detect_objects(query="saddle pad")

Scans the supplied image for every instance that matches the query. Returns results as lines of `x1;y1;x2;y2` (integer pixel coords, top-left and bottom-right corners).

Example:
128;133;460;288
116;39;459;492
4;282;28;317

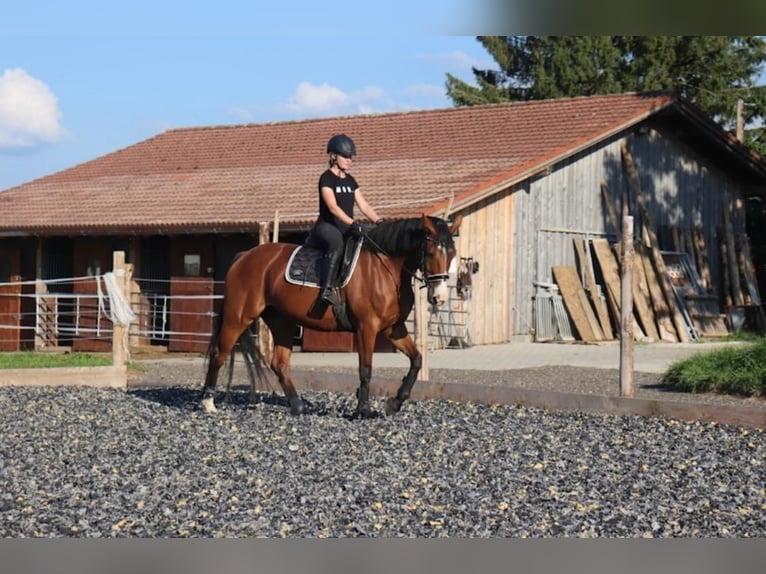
285;241;363;288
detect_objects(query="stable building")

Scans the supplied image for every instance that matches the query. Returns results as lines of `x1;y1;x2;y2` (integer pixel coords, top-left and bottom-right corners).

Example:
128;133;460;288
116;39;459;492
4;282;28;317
1;91;765;352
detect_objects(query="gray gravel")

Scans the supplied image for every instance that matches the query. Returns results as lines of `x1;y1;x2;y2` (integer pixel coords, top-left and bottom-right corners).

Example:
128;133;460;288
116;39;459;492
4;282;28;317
2;362;766;537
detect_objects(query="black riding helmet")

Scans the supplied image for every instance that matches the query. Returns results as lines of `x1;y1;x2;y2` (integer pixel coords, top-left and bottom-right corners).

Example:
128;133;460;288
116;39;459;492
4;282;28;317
326;134;356;158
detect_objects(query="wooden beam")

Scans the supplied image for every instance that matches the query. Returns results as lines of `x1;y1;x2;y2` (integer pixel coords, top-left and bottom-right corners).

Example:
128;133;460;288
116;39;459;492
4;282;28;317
620;142;689;342
573;237;613;339
722;191;744;306
600;181;619;238
552;265;603;342
637;243;677;342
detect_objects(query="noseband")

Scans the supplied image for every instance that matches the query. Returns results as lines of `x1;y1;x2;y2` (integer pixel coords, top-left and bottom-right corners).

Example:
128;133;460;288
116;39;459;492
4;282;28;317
418;235;450;289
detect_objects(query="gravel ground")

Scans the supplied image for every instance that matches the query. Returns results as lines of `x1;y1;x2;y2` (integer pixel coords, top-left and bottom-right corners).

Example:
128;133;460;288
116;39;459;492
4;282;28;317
1;360;765;538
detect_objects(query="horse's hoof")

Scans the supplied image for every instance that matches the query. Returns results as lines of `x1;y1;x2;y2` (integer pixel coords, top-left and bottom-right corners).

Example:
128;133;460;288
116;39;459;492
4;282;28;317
201;396;217;413
385;397;401;416
355;404;379;419
289;397;306;416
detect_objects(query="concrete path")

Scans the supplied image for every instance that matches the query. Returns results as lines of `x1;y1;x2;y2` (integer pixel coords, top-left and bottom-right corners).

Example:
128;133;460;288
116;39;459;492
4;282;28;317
288;340;745;374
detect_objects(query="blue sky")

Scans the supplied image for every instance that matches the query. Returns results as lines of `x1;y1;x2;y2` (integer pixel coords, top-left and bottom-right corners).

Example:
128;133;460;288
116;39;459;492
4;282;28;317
0;2;498;190
2;2;765;191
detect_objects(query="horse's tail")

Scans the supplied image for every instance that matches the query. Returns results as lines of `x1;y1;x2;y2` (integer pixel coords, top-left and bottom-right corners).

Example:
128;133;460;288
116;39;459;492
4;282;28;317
205;295;270;400
236;323;271;396
206;296;226;366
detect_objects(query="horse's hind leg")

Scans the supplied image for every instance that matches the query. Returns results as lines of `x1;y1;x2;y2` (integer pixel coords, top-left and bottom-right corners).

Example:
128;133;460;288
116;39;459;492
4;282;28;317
262;311;305;415
382;323;422;416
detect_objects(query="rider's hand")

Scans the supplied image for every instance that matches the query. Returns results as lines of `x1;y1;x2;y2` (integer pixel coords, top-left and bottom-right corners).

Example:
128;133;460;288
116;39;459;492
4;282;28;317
347;221;363;237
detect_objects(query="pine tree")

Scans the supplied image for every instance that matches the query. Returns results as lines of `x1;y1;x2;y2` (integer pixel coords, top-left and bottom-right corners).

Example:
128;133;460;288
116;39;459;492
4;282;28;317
446;36;766;155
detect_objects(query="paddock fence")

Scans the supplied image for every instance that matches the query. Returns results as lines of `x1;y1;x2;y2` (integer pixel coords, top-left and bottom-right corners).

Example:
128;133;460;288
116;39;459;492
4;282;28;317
0;270;473;356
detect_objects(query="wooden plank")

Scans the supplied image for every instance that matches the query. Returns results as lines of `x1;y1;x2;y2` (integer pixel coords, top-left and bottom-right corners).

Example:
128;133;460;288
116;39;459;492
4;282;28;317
737;233;759;305
552;265;603;342
590;239;645;340
637;244;677;342
718;226;733;308
573;236;613;339
0;366;126;388
631;251;660;341
685;294;729;337
693;228;713;292
722;191;744;306
620;142;690;342
591;239;622;320
600;181;620;238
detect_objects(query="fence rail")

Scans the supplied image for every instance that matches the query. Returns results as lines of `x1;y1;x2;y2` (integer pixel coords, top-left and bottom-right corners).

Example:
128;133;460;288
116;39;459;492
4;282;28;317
0;275;472;352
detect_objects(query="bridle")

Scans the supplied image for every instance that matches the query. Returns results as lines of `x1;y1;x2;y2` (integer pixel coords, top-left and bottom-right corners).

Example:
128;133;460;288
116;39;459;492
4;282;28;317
418;235;450;290
362;229;451;290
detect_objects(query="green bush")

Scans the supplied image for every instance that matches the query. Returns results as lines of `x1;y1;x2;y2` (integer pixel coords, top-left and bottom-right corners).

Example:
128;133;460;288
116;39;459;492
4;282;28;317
661;340;766;397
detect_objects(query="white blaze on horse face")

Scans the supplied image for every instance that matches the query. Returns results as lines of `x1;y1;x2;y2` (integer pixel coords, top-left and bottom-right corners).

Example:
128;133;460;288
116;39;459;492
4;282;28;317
430;279;449;306
427;245;452;305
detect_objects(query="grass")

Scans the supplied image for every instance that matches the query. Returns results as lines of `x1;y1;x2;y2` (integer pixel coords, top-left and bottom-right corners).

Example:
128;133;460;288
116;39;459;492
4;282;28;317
661;338;766;397
0;352;113;369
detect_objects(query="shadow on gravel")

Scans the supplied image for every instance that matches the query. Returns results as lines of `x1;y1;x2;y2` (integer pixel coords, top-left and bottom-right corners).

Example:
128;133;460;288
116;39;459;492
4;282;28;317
127;386;370;418
127;386;385;421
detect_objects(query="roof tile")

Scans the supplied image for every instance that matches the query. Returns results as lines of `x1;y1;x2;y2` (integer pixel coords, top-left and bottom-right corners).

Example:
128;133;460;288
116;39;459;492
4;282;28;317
0;92;678;233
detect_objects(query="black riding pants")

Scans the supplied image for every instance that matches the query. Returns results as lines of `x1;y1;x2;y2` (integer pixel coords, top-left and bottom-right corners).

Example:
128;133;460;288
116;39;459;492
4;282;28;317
311;221;344;255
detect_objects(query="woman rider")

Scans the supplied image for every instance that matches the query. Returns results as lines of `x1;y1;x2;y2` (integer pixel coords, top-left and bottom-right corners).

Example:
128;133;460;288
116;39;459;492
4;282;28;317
311;134;383;305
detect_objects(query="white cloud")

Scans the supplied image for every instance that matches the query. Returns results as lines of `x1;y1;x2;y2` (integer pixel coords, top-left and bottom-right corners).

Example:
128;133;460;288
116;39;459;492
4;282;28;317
0;68;64;148
242;79;451;123
257;81;390;119
416;50;493;73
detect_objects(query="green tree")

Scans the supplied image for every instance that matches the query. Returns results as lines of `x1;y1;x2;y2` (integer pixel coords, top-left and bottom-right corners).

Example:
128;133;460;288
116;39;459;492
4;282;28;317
447;36;766;156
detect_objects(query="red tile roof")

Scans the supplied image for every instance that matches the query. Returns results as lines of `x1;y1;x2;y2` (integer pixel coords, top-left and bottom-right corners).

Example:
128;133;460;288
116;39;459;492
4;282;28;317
0;92;710;234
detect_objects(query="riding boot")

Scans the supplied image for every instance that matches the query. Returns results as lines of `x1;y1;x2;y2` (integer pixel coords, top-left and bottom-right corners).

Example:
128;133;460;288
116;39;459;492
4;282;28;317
319;249;342;305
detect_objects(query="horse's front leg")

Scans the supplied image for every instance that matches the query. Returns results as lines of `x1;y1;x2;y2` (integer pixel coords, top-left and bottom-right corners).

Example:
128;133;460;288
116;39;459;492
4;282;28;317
354;325;378;419
383;323;422;416
263;313;307;416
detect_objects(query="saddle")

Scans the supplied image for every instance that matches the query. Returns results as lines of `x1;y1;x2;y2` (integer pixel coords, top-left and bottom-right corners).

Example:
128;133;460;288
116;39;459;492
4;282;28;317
285;234;363;332
285;234;363;288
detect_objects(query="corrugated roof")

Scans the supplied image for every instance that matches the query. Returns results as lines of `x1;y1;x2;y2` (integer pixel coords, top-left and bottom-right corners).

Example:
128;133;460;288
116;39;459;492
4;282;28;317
0;91;736;235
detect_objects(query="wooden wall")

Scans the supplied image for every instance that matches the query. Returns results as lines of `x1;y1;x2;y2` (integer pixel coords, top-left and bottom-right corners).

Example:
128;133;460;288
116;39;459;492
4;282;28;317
458;126;755;344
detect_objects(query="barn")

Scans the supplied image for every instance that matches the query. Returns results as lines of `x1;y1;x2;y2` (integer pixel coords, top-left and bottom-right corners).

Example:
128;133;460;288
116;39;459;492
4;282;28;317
1;91;765;352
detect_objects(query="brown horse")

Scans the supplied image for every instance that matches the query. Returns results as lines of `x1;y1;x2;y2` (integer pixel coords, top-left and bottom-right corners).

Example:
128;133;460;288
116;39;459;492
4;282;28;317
201;213;462;418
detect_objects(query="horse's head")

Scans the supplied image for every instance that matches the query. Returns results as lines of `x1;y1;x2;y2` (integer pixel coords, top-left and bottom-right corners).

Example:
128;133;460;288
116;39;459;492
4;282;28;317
421;213;462;306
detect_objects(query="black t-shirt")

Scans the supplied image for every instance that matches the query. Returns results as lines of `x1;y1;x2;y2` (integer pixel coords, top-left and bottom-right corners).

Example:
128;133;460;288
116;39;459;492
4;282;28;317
318;169;358;226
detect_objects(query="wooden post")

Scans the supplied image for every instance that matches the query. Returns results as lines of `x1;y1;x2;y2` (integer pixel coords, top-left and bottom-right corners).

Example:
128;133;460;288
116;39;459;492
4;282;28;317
272;210;280;243
415;287;429;381
443;193;454;220
257;223;274;365
111;251;127;369
620;216;634;397
736;98;744;142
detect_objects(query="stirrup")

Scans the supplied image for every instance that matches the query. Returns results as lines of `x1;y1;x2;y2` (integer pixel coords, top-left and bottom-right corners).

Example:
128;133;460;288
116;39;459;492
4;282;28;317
320;288;339;305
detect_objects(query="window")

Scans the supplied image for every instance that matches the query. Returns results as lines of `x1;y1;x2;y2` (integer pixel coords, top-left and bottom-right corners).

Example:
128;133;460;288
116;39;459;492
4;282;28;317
87;259;101;277
184;254;201;276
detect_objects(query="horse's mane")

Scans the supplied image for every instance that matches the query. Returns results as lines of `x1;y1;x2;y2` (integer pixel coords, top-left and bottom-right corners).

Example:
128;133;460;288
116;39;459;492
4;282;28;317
363;217;452;255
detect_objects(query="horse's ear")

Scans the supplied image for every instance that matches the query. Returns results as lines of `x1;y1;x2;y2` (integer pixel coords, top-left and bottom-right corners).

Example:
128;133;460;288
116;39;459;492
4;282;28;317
449;213;463;234
422;213;436;236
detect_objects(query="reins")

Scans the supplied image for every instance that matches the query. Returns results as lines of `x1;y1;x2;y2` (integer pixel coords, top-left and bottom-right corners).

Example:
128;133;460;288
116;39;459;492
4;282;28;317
360;228;445;290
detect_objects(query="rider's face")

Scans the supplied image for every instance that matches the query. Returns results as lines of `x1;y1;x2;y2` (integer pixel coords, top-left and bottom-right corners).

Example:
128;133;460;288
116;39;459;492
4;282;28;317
335;154;353;171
